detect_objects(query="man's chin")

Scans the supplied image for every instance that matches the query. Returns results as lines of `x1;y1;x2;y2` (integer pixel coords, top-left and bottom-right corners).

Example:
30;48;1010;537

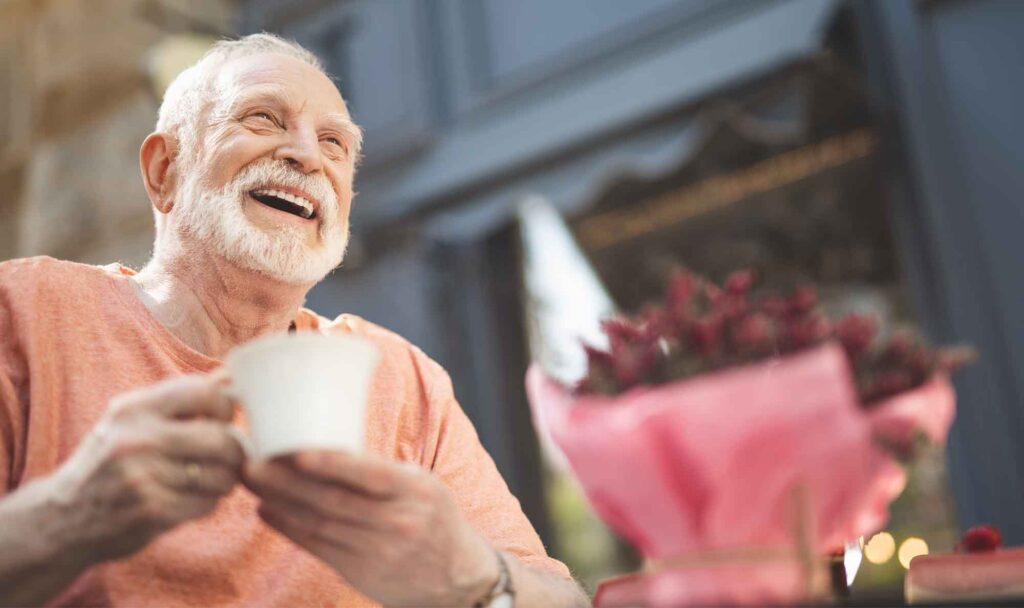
221;237;347;285
174;208;346;284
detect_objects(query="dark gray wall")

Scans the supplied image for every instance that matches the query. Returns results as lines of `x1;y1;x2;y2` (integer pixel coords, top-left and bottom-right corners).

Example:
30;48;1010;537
244;0;840;227
306;235;442;360
854;0;1024;542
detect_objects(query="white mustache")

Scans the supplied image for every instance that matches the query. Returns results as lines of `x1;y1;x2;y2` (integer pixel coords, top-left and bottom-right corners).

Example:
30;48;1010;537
229;159;338;220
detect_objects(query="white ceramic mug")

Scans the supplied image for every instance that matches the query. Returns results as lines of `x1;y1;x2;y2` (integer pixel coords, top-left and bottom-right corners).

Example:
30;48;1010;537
224;332;380;460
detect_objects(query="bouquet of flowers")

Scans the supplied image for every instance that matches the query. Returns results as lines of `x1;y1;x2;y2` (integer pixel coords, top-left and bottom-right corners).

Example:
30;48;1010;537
526;269;971;606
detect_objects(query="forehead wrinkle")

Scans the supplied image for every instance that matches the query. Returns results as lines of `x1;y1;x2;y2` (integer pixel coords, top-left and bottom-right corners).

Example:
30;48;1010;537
218;82;297;118
204;59;361;155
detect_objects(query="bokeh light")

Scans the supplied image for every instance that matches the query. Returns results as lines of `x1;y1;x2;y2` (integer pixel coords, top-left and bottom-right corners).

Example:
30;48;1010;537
898;537;929;569
865;531;896;564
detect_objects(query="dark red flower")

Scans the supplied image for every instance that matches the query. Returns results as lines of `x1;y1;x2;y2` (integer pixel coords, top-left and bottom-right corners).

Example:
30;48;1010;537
703;284;724;306
836;314;879;358
639;306;673;342
908;348;934;378
882;332;915;361
956;525;1002;553
610;342;658;388
722;298;749;321
576;268;973;402
666;271;697;311
688;315;723;356
734;313;774;350
864;371;914;402
602;317;645;346
783;313;830;351
725;270;755;296
761;296;788;318
788;286;818;315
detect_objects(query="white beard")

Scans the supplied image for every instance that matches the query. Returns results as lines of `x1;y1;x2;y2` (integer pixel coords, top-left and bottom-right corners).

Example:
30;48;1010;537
169;159;348;284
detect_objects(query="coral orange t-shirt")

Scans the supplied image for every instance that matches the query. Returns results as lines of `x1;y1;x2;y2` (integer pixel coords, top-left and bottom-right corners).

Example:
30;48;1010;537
0;257;568;606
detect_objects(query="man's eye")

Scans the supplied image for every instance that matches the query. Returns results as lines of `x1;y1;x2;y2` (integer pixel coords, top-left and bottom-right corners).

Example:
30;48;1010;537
251;112;275;122
322;137;348;154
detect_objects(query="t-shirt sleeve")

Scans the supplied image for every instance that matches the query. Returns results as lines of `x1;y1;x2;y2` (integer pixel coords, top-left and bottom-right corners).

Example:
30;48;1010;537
0;280;22;496
423;364;572;580
0;368;16;495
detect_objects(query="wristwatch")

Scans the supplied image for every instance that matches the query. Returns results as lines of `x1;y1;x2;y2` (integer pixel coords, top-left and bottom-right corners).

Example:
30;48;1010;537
473;550;515;608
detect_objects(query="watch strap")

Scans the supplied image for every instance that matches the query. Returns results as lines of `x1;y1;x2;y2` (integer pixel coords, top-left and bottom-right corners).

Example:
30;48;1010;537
473;550;515;608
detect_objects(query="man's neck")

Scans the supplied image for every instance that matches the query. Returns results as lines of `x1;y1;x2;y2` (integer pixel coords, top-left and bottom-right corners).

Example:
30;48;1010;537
130;250;313;359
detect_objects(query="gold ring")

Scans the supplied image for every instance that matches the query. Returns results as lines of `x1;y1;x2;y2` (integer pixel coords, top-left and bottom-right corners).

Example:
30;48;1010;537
185;462;202;489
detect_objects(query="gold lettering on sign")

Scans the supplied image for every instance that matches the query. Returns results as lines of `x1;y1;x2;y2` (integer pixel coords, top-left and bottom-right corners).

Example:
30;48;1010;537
577;129;878;251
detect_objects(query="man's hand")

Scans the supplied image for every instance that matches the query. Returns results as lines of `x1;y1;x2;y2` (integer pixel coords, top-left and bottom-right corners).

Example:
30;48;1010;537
48;373;246;561
0;373;247;605
244;451;500;607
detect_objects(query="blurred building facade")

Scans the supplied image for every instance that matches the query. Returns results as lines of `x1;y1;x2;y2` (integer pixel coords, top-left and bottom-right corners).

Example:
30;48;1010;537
239;0;1024;556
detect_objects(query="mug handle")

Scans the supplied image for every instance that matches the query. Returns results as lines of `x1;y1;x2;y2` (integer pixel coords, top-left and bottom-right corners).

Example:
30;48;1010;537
213;372;257;460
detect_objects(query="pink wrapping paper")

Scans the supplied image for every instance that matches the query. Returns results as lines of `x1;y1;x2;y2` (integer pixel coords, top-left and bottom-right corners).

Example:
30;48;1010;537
527;342;956;605
867;374;956;448
594;562;812;607
846;375;957;547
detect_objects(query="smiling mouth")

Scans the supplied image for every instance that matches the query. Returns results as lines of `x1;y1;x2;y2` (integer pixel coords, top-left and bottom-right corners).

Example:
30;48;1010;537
249;189;317;220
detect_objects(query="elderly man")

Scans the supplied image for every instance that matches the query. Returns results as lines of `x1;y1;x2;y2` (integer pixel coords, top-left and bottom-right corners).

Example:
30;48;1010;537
0;34;587;607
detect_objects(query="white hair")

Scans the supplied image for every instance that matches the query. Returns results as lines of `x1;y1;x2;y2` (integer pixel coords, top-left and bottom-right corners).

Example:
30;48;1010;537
156;33;330;162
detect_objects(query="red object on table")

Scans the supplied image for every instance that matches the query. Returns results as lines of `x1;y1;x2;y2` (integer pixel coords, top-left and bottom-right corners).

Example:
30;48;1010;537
957;525;1004;553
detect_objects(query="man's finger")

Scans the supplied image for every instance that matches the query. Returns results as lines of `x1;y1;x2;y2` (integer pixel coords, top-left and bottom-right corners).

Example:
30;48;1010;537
258;500;371;553
147;456;241;496
125;374;234;421
245;459;389;527
157;419;246;467
291;450;412;499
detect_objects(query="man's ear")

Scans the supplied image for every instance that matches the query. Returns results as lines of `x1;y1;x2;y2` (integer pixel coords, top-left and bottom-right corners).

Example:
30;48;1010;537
140;132;178;214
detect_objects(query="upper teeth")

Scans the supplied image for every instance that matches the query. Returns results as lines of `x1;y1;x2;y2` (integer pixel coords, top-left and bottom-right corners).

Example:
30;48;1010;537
253;189;314;217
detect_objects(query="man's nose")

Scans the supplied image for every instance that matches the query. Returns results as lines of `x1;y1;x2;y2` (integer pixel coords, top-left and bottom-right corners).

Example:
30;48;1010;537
273;125;323;174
